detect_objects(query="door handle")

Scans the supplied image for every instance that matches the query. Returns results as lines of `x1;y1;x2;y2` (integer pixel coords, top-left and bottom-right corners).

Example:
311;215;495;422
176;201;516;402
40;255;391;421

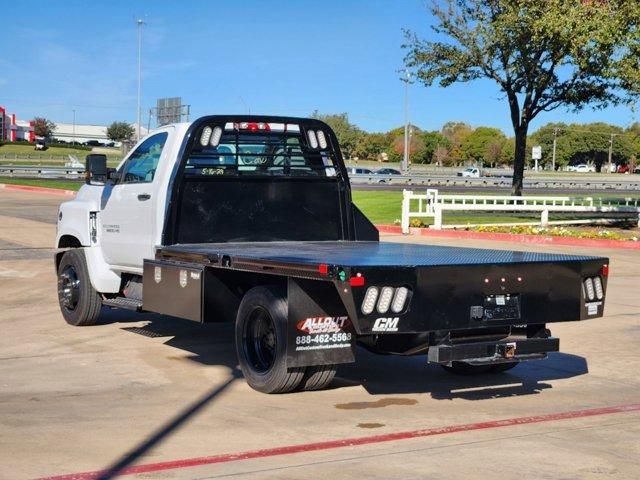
137;193;151;201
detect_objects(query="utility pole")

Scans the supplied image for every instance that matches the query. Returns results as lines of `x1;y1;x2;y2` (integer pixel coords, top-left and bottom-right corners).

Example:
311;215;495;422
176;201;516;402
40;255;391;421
402;69;411;173
551;127;558;171
136;18;145;142
608;133;615;173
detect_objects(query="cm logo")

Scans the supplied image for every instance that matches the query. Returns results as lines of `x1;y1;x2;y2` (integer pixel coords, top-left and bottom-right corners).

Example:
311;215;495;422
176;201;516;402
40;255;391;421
372;317;399;332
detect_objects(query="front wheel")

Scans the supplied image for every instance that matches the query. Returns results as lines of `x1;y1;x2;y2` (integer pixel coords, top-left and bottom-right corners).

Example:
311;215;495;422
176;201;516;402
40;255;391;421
235;286;305;394
57;249;102;326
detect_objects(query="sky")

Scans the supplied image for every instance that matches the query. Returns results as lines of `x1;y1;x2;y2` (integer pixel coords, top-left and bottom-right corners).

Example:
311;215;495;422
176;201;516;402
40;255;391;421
1;0;637;135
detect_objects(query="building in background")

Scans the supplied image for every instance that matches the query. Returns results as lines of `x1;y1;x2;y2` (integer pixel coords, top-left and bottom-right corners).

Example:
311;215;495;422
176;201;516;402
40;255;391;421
52;123;148;145
0;106;35;142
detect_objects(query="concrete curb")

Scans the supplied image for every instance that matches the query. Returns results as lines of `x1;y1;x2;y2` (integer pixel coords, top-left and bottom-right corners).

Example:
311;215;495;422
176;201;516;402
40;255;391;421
0;183;77;197
376;224;640;250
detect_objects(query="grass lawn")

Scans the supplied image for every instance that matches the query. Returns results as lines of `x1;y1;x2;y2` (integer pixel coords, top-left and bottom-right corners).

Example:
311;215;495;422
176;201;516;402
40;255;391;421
350;190;636;226
0;178;82;191
0;144;122;163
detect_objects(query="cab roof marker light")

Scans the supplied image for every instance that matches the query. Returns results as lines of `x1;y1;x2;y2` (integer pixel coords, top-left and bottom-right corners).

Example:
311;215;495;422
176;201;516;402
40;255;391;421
210;126;222;147
391;287;409;313
361;287;379;315
593;276;604;300
200;126;212;146
377;287;394;314
317;130;328;149
308;130;319;149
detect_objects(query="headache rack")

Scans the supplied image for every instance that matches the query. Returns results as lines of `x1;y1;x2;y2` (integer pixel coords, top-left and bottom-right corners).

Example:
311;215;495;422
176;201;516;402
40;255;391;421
184;120;341;178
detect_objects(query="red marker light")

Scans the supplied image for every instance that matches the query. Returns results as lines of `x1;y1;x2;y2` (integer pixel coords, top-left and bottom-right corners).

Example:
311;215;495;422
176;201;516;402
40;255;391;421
601;264;609;277
350;275;365;287
318;264;329;275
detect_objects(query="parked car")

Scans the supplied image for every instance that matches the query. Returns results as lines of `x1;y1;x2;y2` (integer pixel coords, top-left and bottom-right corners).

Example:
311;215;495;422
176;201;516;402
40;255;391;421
457;167;481;178
616;164;630;174
375;168;401;175
346;167;373;175
34;137;47;151
574;164;596;173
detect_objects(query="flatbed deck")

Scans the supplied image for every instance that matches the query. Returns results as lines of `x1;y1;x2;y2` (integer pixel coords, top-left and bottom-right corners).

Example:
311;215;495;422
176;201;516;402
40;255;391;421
158;241;602;269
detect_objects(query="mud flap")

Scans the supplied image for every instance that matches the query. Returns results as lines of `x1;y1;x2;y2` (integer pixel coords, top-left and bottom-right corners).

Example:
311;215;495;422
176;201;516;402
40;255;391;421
286;277;356;368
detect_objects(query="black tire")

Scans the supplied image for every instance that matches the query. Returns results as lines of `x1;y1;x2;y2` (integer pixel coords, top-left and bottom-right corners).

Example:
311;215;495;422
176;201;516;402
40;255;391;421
441;362;492;375
57;249;102;326
235;286;305;394
490;361;519;373
299;365;337;391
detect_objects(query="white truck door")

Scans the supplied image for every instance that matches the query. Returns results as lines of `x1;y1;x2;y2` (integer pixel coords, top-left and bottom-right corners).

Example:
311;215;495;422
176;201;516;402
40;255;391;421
99;130;171;270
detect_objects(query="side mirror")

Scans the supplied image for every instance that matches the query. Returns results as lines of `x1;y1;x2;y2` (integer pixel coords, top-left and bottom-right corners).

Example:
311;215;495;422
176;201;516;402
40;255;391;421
85;154;108;184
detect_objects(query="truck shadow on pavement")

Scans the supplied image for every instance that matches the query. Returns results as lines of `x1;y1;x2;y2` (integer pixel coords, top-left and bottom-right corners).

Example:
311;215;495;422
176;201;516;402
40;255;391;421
336;349;588;400
89;310;589;479
104;308;589;402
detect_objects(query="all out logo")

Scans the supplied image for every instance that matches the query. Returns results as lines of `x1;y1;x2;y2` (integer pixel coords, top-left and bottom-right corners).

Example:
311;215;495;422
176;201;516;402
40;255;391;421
372;317;400;332
297;316;350;334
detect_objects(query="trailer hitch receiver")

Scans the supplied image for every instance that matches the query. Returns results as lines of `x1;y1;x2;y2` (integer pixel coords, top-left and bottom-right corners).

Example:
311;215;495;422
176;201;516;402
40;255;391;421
497;342;517;359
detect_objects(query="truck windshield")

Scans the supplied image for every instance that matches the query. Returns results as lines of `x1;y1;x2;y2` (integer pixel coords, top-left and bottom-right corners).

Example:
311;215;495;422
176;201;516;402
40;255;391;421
185;125;338;178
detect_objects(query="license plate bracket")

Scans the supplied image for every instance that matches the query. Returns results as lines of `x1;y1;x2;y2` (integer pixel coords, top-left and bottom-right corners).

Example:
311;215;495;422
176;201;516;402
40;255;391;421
483;294;521;321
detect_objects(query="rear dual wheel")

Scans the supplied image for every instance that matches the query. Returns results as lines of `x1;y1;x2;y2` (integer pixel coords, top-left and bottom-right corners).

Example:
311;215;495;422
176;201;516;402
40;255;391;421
235;286;336;393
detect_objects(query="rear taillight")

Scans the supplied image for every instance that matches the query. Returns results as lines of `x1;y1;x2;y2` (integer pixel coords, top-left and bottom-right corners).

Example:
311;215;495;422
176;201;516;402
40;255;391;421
583;276;604;301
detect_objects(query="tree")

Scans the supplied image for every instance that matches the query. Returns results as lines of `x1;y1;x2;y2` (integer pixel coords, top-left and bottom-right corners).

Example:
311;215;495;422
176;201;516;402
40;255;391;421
310;111;363;159
440;121;472;165
460;126;506;165
531;122;635;171
433;145;450;166
33;117;56;139
417;130;450;164
404;0;640;194
354;132;391;161
529;123;571;169
107;121;135;151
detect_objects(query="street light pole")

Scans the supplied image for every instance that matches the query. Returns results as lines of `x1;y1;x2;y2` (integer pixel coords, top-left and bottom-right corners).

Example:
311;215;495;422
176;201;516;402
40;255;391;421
136;18;145;143
72;109;76;146
402;70;411;173
607;133;617;173
551;127;558;171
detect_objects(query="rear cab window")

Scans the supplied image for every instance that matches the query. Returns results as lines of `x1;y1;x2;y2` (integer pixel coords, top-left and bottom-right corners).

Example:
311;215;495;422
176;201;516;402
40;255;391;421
185;122;338;178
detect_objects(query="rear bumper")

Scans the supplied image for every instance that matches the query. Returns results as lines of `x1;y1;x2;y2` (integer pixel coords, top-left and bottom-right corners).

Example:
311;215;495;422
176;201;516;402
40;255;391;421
427;336;559;365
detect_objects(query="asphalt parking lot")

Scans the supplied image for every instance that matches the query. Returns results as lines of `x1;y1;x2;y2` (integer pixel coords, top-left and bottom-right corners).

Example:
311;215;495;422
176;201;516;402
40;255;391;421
1;188;639;480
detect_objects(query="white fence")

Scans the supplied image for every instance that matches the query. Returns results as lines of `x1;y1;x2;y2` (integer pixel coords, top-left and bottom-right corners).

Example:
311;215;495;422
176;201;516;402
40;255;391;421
401;188;640;232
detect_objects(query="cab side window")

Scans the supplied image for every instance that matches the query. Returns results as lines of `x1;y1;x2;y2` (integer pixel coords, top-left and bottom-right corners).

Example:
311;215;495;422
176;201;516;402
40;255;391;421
120;132;169;184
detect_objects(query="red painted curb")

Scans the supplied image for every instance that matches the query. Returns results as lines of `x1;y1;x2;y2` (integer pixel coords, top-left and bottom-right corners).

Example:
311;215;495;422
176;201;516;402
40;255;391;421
0;183;76;197
38;403;640;480
376;224;640;250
